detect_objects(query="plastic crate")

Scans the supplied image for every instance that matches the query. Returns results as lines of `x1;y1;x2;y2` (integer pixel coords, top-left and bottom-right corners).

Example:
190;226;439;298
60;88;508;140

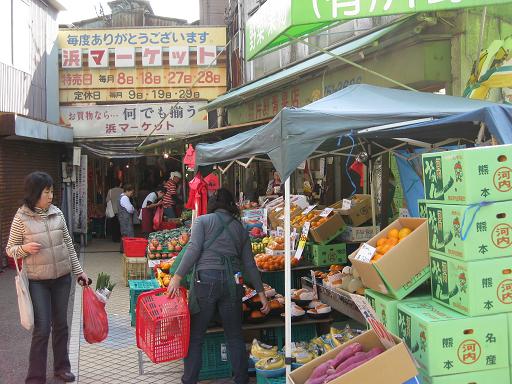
260;323;317;349
306;243;347;266
263;377;286;384
136;287;190;363
198;333;232;381
123;256;149;286
129;279;160;327
123;237;148;257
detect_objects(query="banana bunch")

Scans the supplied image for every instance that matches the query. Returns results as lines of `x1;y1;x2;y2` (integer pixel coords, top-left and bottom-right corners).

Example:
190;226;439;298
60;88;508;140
255;355;285;370
251;242;266;254
251;339;278;359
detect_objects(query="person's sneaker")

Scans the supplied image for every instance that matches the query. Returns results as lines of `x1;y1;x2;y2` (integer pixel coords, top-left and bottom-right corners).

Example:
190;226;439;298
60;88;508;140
54;372;75;382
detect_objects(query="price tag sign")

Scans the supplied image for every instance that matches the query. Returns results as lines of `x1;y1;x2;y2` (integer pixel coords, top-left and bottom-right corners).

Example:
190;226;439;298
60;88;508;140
294;222;310;260
310;270;318;299
263;208;268;233
302;204;317;215
354;243;376;263
148;259;172;268
319;207;334;218
342;199;352;210
261;199;269;208
349;293;396;350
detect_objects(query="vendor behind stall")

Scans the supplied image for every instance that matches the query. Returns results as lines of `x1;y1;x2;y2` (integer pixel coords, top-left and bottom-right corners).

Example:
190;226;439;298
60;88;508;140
163;171;182;218
139;186;167;237
266;170;283;196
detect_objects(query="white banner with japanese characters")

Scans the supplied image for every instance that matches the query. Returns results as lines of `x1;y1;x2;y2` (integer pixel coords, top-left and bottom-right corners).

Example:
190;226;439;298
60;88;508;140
60;102;208;138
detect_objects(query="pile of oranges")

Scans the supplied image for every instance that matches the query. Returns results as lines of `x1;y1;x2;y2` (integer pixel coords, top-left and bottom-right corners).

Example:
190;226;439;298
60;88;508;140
291;211;319;228
255;254;300;271
372;227;412;263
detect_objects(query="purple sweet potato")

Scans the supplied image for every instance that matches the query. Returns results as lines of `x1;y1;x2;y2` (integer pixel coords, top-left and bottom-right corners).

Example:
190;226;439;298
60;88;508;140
331;342;363;368
335;347;384;376
305;360;334;384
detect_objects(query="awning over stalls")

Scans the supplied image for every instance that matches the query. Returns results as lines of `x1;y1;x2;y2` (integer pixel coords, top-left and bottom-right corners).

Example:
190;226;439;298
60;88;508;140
0;113;73;143
76;137;162;158
195;84;511;180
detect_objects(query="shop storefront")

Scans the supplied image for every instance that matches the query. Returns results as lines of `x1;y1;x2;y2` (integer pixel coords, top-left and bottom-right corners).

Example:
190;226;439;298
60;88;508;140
0;112;73;267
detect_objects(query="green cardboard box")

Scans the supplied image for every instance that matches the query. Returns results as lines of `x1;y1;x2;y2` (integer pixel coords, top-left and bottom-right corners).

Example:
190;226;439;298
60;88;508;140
431;252;512;316
397;299;508;376
365;289;430;335
418;367;510;384
422;145;512;204
423;200;512;261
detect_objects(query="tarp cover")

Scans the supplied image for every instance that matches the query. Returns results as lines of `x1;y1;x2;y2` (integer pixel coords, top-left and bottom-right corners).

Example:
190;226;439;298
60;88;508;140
195;84;512;180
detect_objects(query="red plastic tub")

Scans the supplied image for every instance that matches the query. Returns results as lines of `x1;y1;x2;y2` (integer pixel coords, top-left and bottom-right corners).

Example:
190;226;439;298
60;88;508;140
123;237;149;257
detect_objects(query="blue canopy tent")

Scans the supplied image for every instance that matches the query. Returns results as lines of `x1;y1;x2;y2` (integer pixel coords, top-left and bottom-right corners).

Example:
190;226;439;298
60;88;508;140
194;84;512;375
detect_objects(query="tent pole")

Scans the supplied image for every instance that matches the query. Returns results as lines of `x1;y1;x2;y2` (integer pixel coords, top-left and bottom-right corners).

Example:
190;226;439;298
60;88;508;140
284;177;292;379
369;146;377;229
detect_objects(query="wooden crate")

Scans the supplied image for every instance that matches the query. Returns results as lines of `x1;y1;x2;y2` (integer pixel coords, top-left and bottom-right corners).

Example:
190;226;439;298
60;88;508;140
123;255;149;286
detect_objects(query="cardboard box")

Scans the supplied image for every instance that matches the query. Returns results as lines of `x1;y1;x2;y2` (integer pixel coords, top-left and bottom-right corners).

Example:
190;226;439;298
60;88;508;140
397;299;508;376
309;212;346;244
349;218;430;300
422;144;512;204
423;200;512;261
306;243;347;266
340;226;379;243
365;289;430;335
418;367;510;384
288;330;418;384
334;194;372;227
431;252;512;316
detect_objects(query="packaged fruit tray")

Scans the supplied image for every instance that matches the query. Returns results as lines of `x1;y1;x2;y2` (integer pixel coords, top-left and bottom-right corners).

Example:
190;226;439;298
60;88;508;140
255;254;300;272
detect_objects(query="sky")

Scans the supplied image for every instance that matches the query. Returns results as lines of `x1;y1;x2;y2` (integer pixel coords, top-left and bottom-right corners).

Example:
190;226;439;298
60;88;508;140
58;0;200;25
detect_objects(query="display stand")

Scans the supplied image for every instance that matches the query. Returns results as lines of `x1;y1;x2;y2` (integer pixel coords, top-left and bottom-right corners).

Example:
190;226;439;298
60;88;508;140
301;277;366;325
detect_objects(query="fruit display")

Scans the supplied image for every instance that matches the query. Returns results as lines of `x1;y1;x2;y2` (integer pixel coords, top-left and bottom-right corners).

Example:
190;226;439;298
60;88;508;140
305;342;384;384
314;265;365;295
372;226;413;263
240;201;260;210
254;254;300;271
251;339;279;360
251;236;270;254
291;211;321;228
147;229;190;259
155;268;172;287
255;355;285;370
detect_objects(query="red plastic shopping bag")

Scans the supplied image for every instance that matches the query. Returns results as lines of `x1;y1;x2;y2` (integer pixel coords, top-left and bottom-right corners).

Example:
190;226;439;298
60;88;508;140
82;286;108;344
153;206;163;230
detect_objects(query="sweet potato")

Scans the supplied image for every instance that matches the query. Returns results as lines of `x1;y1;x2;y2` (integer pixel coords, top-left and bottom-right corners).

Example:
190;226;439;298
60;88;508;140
331;342;363;368
306;360;334;384
335;347;384;376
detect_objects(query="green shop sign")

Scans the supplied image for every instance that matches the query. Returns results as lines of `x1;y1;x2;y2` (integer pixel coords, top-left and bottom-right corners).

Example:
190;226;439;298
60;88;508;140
246;0;512;60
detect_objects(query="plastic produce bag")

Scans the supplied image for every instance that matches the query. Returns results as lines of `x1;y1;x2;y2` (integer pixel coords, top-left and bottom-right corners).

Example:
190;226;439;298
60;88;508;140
82;285;108;344
153;206;163;230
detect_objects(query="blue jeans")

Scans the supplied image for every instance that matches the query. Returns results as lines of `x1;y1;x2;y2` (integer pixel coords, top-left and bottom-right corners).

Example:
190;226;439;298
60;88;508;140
27;274;72;384
182;270;247;384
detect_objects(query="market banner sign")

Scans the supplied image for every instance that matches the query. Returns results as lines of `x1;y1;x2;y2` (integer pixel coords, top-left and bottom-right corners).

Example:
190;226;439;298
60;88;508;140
60;102;208;138
59;67;226;89
58;27;226;49
59;87;226;103
246;0;512;60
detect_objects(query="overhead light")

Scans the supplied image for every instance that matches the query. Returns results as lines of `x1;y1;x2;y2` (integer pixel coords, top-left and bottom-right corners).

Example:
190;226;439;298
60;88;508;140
126;164;130;169
163;153;169;159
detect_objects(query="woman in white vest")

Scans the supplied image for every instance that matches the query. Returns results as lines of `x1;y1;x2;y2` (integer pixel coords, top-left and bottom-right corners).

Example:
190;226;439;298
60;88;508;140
6;171;88;384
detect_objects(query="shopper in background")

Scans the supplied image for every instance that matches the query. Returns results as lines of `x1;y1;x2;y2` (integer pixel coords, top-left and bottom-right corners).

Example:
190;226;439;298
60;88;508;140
139;186;167;237
162;171;182;219
6;171;88;384
106;181;123;242
118;184;135;253
266;170;283;195
167;188;269;384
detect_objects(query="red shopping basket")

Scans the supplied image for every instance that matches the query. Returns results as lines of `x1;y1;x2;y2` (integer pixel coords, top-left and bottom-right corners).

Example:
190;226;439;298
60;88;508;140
123;237;148;257
136;287;190;363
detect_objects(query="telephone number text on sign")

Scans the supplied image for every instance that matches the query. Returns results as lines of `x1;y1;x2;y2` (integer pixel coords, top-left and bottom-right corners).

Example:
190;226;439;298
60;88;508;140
59;87;226;103
59;67;226;89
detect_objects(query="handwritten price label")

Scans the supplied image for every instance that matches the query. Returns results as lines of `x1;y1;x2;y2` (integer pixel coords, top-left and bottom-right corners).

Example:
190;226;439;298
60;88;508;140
319;207;334;218
302;204;317;215
294;222;310;260
349;294;396;350
342;199;352;210
354;243;376;263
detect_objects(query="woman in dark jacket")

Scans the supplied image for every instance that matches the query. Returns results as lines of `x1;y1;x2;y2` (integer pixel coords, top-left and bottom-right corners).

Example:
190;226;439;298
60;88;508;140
167;188;269;384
